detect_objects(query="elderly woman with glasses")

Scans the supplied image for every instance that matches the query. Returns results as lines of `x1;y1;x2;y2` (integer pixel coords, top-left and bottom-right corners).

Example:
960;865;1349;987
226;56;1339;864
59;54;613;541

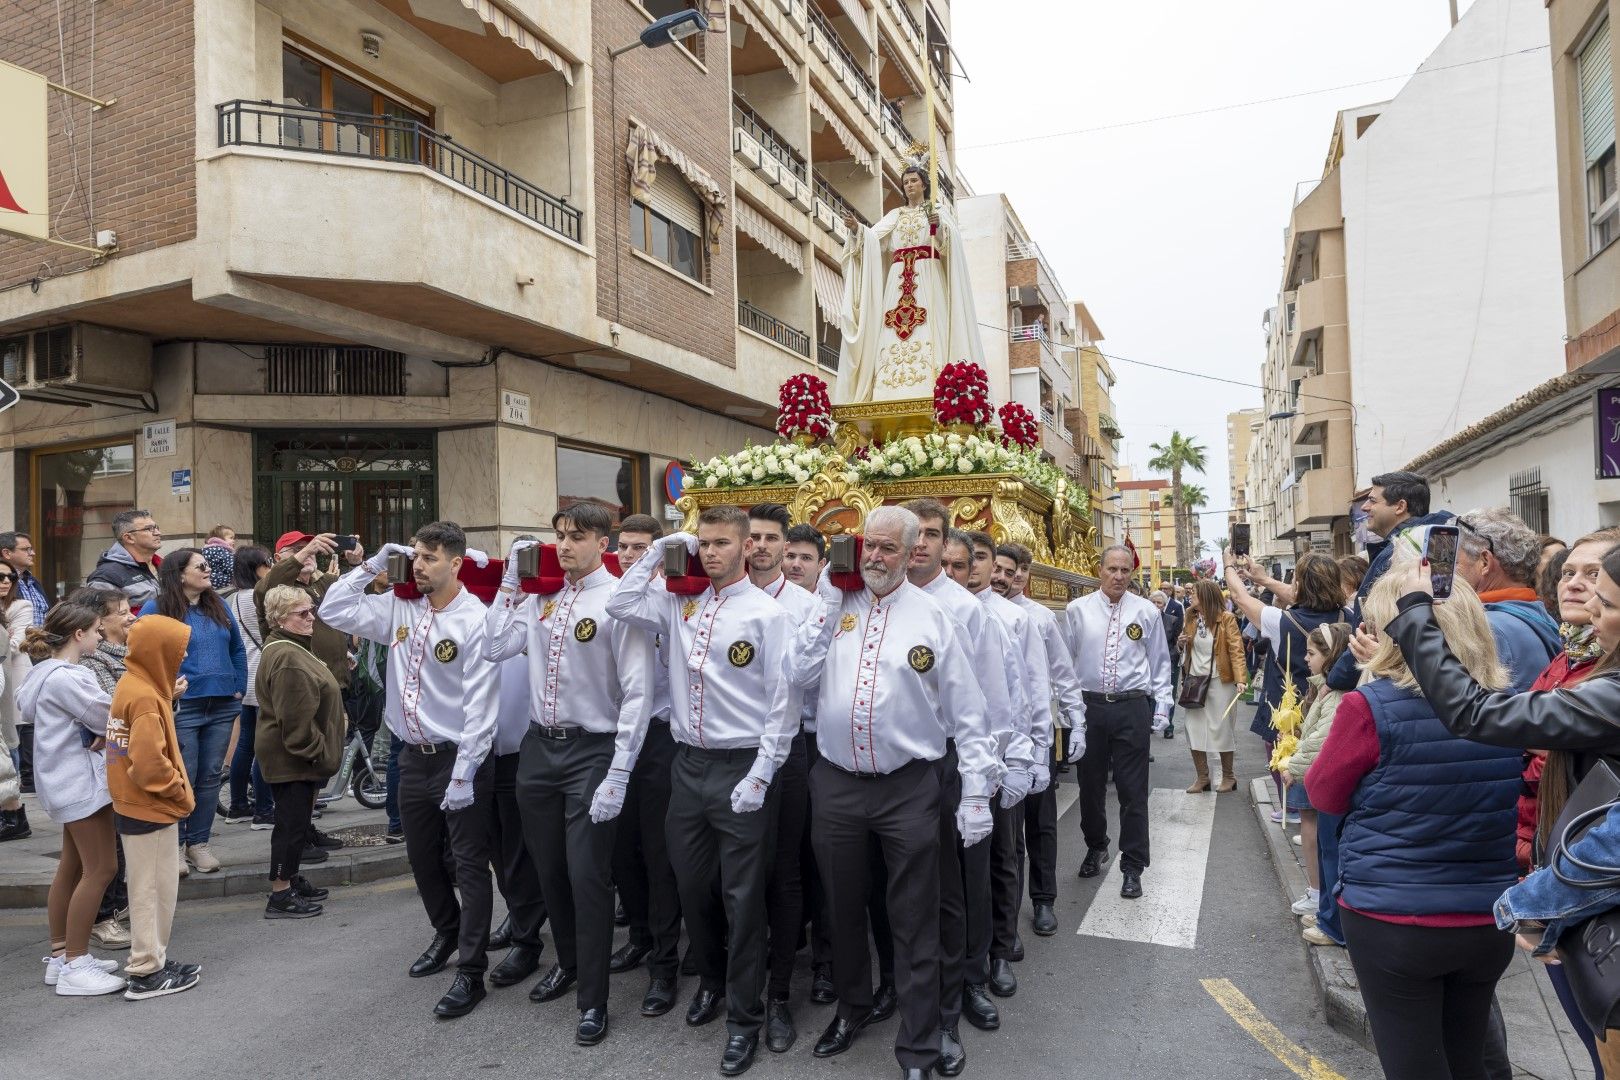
254;586;344;920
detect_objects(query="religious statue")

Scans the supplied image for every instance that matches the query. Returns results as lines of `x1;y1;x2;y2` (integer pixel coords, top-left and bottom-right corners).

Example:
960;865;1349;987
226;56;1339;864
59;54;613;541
834;163;987;404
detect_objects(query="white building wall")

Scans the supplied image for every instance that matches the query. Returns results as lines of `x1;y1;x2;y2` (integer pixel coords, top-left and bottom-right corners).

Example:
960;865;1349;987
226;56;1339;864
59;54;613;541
1340;0;1565;481
959;193;1014;404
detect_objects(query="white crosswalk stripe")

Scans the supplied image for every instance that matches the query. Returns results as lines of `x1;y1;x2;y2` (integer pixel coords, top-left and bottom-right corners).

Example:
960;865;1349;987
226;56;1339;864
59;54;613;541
1074;787;1218;950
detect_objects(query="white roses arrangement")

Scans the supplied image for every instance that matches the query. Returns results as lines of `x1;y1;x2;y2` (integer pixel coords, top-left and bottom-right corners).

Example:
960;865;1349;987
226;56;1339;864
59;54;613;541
685;443;829;490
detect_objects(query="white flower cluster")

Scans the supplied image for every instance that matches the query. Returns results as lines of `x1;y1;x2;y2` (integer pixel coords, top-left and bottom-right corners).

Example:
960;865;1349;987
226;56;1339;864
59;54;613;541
850;432;1020;483
685;443;828;490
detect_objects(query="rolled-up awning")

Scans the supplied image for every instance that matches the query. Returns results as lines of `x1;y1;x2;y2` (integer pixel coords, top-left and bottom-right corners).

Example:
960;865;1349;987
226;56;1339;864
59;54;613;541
812;258;846;318
833;0;873;52
732;1;799;84
458;0;574;84
736;199;804;273
810;91;874;174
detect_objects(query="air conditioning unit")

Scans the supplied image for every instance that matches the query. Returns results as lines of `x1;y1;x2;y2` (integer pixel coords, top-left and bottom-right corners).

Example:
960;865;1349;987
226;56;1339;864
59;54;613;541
1;324;153;405
1008;286;1038;307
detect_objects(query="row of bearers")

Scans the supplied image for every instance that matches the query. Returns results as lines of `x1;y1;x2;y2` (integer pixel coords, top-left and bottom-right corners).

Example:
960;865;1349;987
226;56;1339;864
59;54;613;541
311;500;1166;1079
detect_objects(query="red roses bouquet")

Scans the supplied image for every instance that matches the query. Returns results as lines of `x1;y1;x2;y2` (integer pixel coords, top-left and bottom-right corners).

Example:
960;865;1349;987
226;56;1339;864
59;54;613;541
933;362;992;428
998;402;1038;449
776;373;833;442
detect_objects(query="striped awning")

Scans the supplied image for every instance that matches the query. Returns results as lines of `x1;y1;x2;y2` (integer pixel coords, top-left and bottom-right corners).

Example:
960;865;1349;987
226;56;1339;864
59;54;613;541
459;0;574;84
811;258;845;318
732;1;799;84
736;199;804;273
810;91;874;174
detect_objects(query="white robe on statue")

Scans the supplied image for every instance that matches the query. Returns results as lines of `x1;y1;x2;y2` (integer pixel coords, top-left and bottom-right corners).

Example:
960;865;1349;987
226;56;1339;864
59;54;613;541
836;203;987;403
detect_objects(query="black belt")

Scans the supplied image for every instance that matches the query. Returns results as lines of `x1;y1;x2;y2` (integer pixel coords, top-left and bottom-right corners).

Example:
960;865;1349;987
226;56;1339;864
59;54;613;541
528;723;611;742
677;744;757;763
822;756;928;781
1083;690;1150;705
405;740;456;755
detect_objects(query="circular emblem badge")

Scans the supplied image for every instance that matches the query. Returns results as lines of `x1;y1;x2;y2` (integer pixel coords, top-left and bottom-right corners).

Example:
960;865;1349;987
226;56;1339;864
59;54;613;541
839;613;858;632
728;640;757;667
574;618;598;643
1126;622;1144;641
395;625;409;644
434;639;459;663
908;645;936;673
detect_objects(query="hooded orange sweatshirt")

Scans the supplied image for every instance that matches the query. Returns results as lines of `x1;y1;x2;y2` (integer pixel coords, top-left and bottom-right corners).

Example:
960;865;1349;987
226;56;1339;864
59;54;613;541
107;616;195;824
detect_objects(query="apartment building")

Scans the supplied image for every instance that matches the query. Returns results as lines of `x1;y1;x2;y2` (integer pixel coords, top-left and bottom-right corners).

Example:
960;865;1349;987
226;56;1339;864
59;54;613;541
1226;407;1259;523
1074;303;1122;550
1115;467;1182;587
0;0;964;600
1246;307;1299;574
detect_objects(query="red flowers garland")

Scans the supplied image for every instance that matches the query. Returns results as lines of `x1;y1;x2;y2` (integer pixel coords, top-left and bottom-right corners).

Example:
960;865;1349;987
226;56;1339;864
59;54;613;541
933;362;992;428
998;402;1038;449
776;373;833;441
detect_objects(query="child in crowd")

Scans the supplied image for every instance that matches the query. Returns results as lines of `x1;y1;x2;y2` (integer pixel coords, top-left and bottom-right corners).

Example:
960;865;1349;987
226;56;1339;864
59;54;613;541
1285;622;1350;948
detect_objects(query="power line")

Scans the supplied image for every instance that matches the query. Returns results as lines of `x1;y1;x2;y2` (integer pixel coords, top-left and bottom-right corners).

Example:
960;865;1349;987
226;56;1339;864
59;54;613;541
957;45;1549;151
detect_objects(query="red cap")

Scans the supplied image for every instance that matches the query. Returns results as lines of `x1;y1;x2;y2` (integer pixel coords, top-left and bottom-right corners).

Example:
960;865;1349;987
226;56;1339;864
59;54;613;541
274;531;314;554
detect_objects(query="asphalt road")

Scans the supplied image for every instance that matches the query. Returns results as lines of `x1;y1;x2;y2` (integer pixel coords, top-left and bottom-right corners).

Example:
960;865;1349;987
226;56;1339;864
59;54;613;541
0;737;1384;1080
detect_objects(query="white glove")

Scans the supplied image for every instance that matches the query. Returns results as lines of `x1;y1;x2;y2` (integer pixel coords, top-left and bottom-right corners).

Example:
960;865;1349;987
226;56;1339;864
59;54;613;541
588;768;631;823
1029;762;1051;794
999;767;1033;809
659;532;700;555
730;774;770;814
956;795;992;846
1151;713;1169;735
815;568;844;607
363;542;417;575
502;539;539;589
465;548;490;569
1066;724;1087;763
440;778;474;813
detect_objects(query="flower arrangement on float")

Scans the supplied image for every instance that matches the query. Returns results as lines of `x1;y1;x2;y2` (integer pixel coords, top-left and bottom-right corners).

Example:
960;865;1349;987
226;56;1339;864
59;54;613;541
997;402;1039;450
686;443;829;490
933;362;993;428
775;373;833;443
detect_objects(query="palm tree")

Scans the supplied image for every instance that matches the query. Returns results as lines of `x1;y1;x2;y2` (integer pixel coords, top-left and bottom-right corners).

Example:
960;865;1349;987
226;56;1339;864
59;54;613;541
1148;432;1208;570
1169;483;1209;567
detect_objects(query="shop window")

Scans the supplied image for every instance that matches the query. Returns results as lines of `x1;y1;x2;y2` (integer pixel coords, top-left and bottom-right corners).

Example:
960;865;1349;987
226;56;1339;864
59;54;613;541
33;439;137;601
557;443;643;526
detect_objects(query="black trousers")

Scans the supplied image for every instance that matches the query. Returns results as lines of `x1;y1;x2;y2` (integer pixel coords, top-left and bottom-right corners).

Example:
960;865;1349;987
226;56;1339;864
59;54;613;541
810;738;893;981
97;834;128;921
517;729;618;1010
1078;696;1153;872
612;718;682;980
398;745;497;976
988;800;1022;961
767;733;810;997
1340;908;1515;1080
15;723;32;789
667;744;778;1039
492;751;547;948
267;779;319;883
936;745;968;1030
802;735;832;968
1019;754;1059;904
811;757;942;1072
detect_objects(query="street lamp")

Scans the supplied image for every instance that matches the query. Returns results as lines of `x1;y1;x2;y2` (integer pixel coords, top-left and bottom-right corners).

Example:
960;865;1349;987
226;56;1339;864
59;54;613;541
1268;411;1296;421
611;9;710;57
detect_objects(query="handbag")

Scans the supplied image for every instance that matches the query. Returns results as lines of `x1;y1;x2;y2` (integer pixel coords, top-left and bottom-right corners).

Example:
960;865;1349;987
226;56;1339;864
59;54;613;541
1177;675;1211;709
1547;759;1620;1033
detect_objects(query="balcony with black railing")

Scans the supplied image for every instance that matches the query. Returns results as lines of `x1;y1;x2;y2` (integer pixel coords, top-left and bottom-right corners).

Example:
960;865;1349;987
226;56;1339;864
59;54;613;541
217;99;581;243
817;341;840;371
883;100;915;146
739;299;811;358
732;96;808;182
813;172;866;227
808;3;878;100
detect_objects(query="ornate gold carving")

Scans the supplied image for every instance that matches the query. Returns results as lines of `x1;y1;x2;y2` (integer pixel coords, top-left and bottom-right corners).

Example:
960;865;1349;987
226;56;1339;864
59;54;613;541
675;494;702;534
786;453;881;535
945;496;987;529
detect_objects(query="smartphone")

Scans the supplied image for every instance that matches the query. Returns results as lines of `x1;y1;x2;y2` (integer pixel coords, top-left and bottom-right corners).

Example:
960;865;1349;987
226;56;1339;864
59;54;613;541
829;534;858;575
386;552;414;584
1423;524;1460;601
333;535;360;553
663;544;689;578
1231;523;1251;558
516;544;540;579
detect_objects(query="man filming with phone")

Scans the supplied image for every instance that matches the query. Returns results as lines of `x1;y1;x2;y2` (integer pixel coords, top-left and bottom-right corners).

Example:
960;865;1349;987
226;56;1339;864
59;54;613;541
254;531;369;692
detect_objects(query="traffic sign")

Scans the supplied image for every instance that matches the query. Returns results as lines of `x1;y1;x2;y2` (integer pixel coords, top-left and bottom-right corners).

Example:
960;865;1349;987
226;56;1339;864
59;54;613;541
0;378;17;412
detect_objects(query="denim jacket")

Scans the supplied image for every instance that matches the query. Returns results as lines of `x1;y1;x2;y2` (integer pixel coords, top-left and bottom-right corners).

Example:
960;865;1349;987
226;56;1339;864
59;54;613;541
1495;800;1620;955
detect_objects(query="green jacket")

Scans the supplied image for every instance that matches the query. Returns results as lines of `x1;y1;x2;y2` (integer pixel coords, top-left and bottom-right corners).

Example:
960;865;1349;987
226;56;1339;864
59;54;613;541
255;557;350;689
254;630;345;785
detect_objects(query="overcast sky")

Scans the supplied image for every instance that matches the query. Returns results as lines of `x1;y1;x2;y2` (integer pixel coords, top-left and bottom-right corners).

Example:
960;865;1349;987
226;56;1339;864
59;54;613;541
951;0;1480;552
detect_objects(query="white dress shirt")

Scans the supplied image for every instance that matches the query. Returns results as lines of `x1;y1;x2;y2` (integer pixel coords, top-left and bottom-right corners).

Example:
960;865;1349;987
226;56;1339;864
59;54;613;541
320;565;500;782
1063;589;1175;721
916;571;1030;771
978;587;1052;759
1014;593;1087;733
485;564;657;773
789;580;1002;799
607;551;796;783
494;653;531;757
757;572;821;734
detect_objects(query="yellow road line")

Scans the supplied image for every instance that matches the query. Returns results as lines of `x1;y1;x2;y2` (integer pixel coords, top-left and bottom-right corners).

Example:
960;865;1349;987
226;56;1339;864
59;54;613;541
1202;978;1349;1080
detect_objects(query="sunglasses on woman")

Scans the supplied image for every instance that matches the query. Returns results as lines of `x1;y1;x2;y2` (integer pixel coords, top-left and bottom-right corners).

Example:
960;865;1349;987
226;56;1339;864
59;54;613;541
0;573;19;583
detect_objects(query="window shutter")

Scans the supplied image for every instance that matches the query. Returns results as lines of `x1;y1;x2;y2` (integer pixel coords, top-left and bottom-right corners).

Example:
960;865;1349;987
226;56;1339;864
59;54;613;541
1581;19;1615;165
642;165;703;237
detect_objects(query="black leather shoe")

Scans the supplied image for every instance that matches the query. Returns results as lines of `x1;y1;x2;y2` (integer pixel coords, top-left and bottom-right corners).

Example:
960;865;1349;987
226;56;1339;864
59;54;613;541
720;1034;758;1076
810;963;836;1004
290;874;329;902
529;963;577;1003
409;932;457;978
488;914;512;951
1078;847;1109;878
1121;870;1143;899
870;981;898;1023
1009;934;1025;962
812;1010;872;1058
766;997;796;1053
489;943;543;988
685;987;723;1026
433;973;485;1018
576;1006;608;1046
988;959;1017;998
961;983;1000;1031
903;1069;930;1080
641;977;677;1017
938;1026;966;1077
1032;903;1058;937
615;900;629;926
609;940;652;973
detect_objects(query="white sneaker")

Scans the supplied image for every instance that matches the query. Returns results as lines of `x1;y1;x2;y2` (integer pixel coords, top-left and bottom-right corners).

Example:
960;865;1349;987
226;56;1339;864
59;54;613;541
91;917;132;950
186;843;221;874
1291;890;1320;916
1291;833;1304;847
42;953;120;985
55;953;128;996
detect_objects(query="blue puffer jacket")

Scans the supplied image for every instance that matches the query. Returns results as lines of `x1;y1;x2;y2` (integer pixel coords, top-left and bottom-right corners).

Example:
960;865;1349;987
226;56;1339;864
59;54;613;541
1337;678;1522;915
1483;598;1560;694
